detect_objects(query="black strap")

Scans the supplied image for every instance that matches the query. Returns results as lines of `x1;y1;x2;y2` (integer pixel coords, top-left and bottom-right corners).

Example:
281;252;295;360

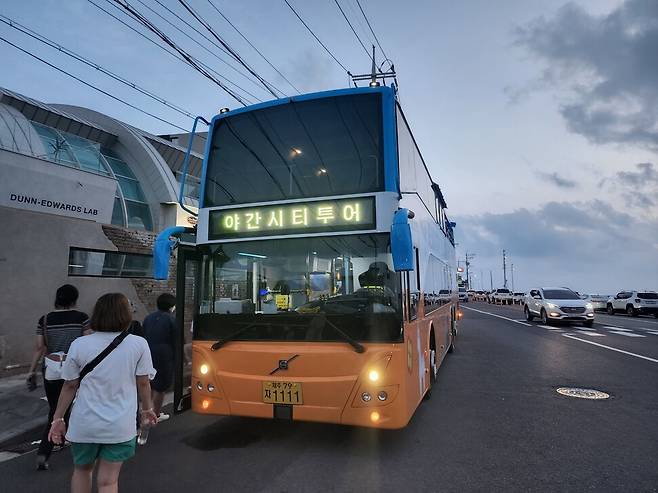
79;331;130;381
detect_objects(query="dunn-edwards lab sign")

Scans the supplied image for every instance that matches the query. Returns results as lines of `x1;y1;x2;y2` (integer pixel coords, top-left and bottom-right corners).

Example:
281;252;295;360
0;153;116;223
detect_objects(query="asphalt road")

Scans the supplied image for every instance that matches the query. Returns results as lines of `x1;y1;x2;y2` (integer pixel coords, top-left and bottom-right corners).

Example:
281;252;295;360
2;302;657;492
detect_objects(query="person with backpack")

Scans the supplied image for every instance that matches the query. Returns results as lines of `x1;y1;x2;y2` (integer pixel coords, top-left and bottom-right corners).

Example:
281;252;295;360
48;293;157;493
26;284;89;471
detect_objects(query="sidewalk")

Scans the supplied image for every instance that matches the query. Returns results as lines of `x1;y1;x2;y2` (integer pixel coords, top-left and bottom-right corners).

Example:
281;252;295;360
0;372;49;448
0;372;176;451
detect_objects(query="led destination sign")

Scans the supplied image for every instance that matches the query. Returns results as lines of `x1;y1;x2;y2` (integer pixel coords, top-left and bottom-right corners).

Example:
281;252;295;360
209;196;376;240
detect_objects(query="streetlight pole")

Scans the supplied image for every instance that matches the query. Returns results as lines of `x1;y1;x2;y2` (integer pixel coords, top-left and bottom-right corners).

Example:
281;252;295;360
502;249;508;289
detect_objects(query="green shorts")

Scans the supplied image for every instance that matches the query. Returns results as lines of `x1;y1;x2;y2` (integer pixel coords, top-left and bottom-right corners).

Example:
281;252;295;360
71;438;136;465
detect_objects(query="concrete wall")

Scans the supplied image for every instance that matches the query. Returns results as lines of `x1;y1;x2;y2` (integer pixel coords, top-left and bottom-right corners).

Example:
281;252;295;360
0;206;175;369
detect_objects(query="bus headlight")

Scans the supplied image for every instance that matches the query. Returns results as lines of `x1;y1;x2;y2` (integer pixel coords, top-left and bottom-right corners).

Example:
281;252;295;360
200;364;209;375
368;370;379;382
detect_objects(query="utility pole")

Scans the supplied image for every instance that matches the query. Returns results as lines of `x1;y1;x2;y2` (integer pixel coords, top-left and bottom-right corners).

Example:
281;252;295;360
465;252;476;290
502;249;508;289
489;270;493;291
511;263;515;292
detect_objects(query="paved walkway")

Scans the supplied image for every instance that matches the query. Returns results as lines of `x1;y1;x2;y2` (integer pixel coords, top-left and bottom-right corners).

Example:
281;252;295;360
0;372;49;449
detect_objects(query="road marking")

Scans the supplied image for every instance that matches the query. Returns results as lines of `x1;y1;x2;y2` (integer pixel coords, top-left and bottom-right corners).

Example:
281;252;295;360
601;326;631;331
562;334;658;363
609;331;645;338
647;331;658;336
576;330;605;337
461;306;531;326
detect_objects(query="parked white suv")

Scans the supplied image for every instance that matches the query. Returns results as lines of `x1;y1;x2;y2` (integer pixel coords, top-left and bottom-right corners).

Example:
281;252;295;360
524;287;595;326
458;287;469;303
490;288;513;305
606;291;658;317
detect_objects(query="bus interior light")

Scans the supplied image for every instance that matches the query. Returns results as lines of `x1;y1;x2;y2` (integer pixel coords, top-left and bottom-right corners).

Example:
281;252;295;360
238;252;267;259
368;370;380;382
377;391;388;401
196;381;203;391
370;411;380;423
200;364;209;375
202;399;210;410
361;392;372;402
207;384;215;392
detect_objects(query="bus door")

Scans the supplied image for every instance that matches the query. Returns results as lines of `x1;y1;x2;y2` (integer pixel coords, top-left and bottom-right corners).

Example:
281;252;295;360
174;244;201;414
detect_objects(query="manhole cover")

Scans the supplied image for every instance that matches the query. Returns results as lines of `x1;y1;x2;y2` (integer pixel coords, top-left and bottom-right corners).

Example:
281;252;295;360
556;387;609;400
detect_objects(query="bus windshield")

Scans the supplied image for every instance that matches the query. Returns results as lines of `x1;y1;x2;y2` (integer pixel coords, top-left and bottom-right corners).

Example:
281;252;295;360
195;234;403;343
203;93;384;207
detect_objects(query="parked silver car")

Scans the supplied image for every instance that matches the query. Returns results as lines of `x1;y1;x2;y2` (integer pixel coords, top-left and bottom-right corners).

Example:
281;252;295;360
580;294;610;312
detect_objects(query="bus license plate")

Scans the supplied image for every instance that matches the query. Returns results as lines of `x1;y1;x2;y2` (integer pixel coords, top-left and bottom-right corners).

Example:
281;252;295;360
262;381;303;405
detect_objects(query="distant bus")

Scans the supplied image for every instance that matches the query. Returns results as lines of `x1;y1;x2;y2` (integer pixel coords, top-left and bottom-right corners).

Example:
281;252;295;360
162;86;457;428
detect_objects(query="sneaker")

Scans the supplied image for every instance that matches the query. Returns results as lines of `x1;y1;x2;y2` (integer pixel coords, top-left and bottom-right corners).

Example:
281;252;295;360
36;455;49;471
156;413;170;423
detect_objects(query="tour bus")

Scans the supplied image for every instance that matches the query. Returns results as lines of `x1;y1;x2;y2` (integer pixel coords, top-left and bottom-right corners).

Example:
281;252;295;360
156;85;457;429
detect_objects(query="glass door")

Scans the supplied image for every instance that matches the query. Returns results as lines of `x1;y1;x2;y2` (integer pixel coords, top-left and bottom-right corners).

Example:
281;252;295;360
174;245;201;414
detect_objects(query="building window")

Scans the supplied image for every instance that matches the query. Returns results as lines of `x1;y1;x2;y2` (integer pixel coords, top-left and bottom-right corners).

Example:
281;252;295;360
68;247;153;278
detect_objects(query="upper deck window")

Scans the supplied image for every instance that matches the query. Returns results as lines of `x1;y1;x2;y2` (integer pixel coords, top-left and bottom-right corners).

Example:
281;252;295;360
204;93;384;207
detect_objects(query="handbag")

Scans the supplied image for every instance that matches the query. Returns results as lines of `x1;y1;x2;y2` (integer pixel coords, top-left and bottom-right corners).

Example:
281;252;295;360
42;313;67;381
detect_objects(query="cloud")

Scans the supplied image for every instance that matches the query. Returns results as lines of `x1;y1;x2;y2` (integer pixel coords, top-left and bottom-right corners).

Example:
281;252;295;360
598;162;658;210
284;49;336;93
537;171;578;188
616;162;658;187
454;199;658;292
514;0;658;149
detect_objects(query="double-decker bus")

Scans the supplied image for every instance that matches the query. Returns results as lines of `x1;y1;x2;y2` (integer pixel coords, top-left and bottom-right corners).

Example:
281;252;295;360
158;85;457;429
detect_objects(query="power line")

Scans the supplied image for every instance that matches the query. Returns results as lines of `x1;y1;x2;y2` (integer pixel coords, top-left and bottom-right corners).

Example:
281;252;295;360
145;0;269;98
0;14;196;121
355;0;388;61
109;0;248;106
177;0;283;99
283;0;349;74
0;35;190;132
206;0;301;94
88;0;260;103
333;0;371;61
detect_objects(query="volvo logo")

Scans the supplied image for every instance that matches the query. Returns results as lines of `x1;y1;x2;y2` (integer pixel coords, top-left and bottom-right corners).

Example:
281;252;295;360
270;354;299;375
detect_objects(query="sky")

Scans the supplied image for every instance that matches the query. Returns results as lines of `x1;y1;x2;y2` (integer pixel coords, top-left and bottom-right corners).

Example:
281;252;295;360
1;0;656;293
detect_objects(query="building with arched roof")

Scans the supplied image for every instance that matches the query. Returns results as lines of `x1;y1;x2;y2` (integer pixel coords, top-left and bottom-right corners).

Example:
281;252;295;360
0;87;204;369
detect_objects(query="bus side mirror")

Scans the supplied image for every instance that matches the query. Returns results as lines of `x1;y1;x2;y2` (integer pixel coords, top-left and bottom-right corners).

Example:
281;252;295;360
391;208;414;271
153;226;189;280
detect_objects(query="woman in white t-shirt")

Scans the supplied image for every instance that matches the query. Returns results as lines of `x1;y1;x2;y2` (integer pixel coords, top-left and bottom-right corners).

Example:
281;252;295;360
49;293;157;493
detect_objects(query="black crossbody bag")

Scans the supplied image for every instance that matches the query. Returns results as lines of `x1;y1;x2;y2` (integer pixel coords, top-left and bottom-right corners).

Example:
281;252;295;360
79;331;130;381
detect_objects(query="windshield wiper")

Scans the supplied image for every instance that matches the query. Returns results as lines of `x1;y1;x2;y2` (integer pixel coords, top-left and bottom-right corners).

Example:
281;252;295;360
323;316;365;353
211;321;262;351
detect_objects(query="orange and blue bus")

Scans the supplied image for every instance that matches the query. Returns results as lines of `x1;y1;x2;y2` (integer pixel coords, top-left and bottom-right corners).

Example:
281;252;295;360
157;85;457;429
